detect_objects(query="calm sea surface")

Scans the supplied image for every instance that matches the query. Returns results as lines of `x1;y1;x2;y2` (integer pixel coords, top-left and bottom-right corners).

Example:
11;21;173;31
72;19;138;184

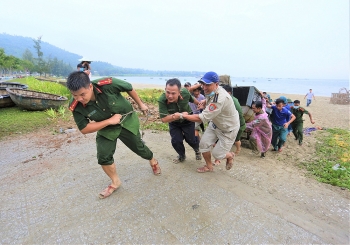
91;76;349;97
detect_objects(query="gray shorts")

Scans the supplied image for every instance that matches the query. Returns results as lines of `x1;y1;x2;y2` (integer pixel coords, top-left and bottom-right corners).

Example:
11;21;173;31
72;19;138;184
199;122;238;160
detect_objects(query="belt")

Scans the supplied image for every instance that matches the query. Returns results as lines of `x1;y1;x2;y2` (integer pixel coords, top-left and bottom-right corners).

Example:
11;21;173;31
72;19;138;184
211;122;233;133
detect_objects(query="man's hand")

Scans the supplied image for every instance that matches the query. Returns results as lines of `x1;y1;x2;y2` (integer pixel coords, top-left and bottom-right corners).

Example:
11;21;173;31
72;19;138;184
311;120;315;124
108;114;123;125
139;103;149;115
197;99;206;110
283;122;289;129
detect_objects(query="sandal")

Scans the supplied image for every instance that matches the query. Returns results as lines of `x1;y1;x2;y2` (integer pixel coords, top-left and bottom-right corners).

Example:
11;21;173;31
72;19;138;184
197;165;213;173
173;155;186;164
226;152;235;170
99;185;118;199
195;151;202;160
151;161;161;175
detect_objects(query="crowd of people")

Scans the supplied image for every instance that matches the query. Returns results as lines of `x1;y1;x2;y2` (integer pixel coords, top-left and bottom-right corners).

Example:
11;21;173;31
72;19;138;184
65;70;316;198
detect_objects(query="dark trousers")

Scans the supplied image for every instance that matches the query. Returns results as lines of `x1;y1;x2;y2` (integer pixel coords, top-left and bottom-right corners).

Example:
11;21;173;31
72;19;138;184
292;121;303;144
169;120;199;157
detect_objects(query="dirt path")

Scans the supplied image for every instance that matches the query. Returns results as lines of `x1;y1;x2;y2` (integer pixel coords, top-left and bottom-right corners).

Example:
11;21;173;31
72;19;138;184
1;90;349;243
0;126;349;244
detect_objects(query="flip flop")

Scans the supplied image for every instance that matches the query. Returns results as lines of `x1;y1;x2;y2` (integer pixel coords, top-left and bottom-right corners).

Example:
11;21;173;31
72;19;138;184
99;185;118;199
226;152;235;170
197;165;213;173
151;160;161;175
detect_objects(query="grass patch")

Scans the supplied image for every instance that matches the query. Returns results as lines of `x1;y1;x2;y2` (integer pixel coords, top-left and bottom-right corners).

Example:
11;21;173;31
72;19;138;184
0;78;72;139
134;88;164;104
0;107;52;138
1;79;167;138
300;128;350;189
12;77;71;99
142;121;169;131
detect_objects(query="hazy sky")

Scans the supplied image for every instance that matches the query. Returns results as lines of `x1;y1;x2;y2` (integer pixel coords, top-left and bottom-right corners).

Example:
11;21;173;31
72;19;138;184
0;0;348;79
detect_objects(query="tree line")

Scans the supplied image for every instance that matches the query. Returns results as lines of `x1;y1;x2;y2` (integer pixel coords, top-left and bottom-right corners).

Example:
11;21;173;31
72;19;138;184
0;36;73;77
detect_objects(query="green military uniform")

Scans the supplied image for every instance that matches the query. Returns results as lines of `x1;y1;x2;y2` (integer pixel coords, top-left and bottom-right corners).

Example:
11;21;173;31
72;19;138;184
158;88;194;120
231;95;246;141
69;77;153;165
158;88;199;158
291;106;309;144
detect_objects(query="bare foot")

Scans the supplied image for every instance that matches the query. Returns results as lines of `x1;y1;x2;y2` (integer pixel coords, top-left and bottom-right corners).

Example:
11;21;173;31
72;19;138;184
213;160;221;166
226;152;235;170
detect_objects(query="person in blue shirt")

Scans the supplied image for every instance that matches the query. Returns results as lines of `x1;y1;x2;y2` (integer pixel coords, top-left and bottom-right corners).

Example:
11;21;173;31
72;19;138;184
279;96;294;135
266;98;296;152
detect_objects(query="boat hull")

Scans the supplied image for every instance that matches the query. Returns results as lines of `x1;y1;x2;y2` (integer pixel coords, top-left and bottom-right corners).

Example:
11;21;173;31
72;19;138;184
6;88;68;111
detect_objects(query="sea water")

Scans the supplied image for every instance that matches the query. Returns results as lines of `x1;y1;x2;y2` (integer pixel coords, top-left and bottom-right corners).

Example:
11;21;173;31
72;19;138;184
91;76;349;97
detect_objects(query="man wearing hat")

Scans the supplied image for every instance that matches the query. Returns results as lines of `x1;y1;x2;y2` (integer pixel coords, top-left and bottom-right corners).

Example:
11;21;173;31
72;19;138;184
158;78;201;163
179;71;240;173
290;100;315;145
77;57;92;80
283;97;294;135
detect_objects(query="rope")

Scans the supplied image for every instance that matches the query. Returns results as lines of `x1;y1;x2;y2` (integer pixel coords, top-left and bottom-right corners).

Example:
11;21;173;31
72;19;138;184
119;111;134;124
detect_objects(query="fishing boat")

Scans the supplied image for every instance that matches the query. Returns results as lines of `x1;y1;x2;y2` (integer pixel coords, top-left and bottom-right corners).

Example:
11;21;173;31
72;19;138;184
6;88;68;111
0;88;15;107
0;82;28;108
0;82;28;89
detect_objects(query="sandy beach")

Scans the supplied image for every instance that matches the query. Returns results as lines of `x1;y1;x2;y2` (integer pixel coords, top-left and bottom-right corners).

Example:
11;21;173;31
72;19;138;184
130;82;349;130
1;82;349;244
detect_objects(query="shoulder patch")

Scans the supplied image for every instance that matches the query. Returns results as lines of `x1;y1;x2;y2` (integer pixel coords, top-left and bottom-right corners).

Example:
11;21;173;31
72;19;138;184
69;99;79;111
208;103;217;111
97;77;112;86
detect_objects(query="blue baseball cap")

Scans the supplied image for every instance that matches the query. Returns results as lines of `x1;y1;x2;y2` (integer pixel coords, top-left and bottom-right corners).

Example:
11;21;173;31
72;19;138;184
279;96;287;104
199;71;219;84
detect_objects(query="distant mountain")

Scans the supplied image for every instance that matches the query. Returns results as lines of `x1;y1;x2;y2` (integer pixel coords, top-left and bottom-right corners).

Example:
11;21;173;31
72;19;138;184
0;33;80;66
0;33;204;76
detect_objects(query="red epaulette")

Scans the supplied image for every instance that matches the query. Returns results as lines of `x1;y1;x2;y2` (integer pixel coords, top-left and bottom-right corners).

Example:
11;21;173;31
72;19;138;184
69;99;79;111
97;77;113;86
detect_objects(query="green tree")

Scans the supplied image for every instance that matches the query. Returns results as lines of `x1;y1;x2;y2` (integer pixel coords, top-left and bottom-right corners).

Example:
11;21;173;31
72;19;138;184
33;36;46;76
22;48;34;63
0;48;6;75
3;55;20;75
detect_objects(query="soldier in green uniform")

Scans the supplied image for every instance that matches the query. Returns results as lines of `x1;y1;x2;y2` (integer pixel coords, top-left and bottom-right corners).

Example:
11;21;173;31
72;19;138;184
67;71;161;199
158;78;201;163
290;100;315;145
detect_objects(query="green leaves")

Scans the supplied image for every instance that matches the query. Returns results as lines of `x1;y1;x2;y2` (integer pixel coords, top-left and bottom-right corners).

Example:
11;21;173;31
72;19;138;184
301;129;350;189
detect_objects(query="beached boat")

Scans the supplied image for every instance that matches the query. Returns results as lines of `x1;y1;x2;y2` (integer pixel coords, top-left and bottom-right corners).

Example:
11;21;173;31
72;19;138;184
6;88;68;111
0;88;15;107
0;82;28;89
0;82;28;108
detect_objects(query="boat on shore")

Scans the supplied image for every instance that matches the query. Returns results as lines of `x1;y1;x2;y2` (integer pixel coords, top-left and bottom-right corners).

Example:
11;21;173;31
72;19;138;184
6;88;68;111
0;88;15;107
0;82;28;108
